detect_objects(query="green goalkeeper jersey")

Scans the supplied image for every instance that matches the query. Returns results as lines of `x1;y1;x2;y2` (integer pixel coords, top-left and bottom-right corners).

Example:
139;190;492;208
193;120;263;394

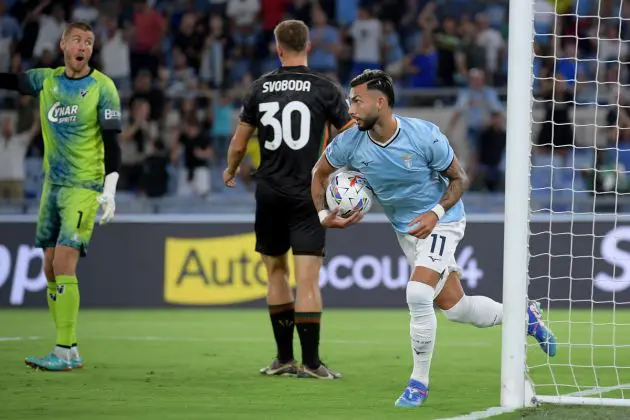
18;67;122;192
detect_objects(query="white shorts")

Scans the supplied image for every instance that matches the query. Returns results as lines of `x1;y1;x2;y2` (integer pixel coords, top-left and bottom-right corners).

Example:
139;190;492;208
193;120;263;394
396;219;466;297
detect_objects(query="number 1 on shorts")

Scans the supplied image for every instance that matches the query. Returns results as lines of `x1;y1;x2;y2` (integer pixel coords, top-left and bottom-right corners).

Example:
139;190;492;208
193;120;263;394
430;233;446;256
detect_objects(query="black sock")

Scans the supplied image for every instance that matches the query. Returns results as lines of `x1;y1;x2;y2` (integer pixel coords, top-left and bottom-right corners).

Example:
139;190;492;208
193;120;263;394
295;312;321;369
269;302;295;362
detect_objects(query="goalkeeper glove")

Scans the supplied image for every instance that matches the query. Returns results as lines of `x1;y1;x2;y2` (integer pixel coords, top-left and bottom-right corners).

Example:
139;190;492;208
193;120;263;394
97;172;119;225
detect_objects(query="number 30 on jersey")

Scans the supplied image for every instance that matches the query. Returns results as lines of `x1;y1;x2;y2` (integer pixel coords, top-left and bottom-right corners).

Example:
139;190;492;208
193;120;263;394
259;101;311;151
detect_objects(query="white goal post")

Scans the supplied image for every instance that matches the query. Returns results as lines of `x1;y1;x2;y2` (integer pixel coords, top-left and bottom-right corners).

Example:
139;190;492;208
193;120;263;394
502;0;630;408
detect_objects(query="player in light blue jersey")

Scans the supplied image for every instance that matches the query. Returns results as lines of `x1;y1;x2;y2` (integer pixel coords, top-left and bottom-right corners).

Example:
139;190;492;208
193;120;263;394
311;70;557;407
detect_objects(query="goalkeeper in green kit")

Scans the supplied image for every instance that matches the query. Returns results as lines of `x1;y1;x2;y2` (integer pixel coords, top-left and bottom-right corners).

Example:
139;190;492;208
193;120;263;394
0;22;122;371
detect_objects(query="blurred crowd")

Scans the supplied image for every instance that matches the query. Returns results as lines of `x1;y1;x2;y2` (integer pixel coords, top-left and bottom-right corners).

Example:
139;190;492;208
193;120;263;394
0;0;629;208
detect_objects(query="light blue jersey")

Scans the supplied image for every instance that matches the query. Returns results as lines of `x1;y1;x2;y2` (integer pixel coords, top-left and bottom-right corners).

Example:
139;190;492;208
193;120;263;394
325;116;466;233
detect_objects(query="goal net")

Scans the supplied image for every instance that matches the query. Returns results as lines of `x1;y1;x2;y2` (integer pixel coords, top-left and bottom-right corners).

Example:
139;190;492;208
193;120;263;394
502;0;630;408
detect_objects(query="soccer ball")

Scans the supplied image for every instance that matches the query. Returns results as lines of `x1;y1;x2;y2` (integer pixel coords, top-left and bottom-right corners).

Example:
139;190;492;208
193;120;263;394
326;170;374;218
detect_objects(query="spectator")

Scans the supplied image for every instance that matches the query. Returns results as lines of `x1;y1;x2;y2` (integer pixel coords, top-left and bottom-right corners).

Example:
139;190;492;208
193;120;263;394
99;15;131;92
32;4;66;60
349;6;382;77
0;116;38;201
226;0;260;28
404;6;439;89
172;117;213;198
181;97;199;122
475;12;504;85
336;0;359;27
536;76;575;157
173;12;205;70
434;17;460;87
286;0;312;27
130;69;166;122
200;14;231;88
13;0;47;62
34;44;57;68
71;0;99;27
455;18;485;81
0;0;22;73
119;99;155;191
210;91;234;165
141;139;170;197
207;0;228;16
226;45;251;88
555;41;581;86
382;20;404;79
261;0;288;42
447;68;504;179
477;111;506;191
129;0;166;78
166;47;199;97
309;7;340;76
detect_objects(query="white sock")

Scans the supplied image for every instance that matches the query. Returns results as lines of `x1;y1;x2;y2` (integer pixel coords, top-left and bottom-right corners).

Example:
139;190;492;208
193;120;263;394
54;346;72;361
71;346;80;358
443;295;503;328
407;281;437;386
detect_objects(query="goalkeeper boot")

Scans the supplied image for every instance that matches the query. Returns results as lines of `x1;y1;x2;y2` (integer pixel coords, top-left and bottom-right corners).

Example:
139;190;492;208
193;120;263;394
395;379;429;408
527;301;557;357
297;362;342;379
70;347;84;369
260;358;298;376
25;353;72;372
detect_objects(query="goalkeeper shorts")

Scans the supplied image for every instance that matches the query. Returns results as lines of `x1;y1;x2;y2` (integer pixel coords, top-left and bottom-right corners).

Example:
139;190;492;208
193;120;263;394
35;183;99;256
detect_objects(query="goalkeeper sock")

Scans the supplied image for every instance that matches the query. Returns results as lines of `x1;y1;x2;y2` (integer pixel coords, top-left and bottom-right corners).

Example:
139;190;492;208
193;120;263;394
443;295;503;328
46;282;57;330
407;281;436;386
295;312;321;369
54;275;79;348
268;302;295;362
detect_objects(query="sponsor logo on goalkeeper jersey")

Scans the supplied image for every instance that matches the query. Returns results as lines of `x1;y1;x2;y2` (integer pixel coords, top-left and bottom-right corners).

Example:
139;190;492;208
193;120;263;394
0;245;46;306
163;234;296;304
47;102;79;123
104;109;121;120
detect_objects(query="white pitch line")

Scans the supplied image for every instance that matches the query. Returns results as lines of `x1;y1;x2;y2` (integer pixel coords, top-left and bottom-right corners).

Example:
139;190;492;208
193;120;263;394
436;406;519;420
565;383;630;397
0;335;492;347
440;383;630;420
0;336;41;342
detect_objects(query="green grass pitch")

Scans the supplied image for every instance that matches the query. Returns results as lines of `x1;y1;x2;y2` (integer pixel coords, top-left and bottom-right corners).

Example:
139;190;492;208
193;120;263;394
1;309;630;419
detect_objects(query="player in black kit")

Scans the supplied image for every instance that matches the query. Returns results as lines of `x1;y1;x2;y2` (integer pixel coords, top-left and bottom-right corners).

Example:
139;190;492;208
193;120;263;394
224;19;354;379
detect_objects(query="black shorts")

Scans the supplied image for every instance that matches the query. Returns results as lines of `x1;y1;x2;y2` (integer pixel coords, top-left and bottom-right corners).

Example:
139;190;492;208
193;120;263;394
254;182;325;257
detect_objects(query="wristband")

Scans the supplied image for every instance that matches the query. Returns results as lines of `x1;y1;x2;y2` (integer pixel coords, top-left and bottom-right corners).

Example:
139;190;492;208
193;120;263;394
103;172;119;197
318;210;330;223
431;204;445;220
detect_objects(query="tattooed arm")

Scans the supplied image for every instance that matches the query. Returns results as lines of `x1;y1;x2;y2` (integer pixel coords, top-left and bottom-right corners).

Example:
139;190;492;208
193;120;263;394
438;156;470;211
407;155;468;238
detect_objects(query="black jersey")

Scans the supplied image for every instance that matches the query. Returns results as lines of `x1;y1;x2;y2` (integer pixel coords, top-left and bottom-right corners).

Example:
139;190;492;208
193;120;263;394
240;65;352;197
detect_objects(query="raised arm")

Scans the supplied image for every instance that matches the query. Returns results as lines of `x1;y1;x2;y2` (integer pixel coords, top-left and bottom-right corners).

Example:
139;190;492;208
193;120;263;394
0;69;48;96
